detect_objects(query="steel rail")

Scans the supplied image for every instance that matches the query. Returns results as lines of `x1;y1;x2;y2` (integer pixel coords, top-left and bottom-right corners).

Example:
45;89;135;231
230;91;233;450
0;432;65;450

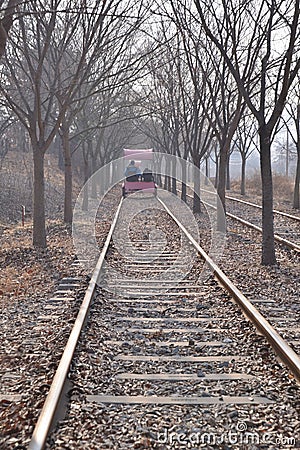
201;188;300;223
184;190;299;252
183;189;299;252
157;196;300;383
201;199;300;254
227;194;300;222
28;199;123;450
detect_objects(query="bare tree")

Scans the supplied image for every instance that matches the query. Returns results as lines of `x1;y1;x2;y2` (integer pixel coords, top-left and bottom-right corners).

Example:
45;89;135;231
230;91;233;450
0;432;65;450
173;15;243;225
1;0;146;246
166;30;216;207
0;0;21;58
138;36;183;193
285;77;300;209
56;8;147;221
135;19;216;210
177;54;214;211
233;112;258;195
193;0;300;265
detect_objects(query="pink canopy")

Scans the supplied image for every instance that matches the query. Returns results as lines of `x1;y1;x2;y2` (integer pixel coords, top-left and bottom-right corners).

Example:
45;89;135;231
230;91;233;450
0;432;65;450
124;148;154;160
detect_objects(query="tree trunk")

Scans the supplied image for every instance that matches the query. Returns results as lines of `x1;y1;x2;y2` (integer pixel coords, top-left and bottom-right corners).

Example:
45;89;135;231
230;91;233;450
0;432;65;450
153;156;161;187
164;157;171;191
0;0;19;59
91;153;97;198
82;149;89;212
181;161;187;203
171;157;177;195
217;146;227;211
163;174;169;190
62;126;72;223
21;127;26;153
260;132;276;265
156;173;162;187
226;153;231;190
193;156;201;213
110;161;114;185
32;147;46;247
293;144;300;209
205;157;209;185
241;156;246;196
167;176;171;191
214;155;219;188
58;140;64;171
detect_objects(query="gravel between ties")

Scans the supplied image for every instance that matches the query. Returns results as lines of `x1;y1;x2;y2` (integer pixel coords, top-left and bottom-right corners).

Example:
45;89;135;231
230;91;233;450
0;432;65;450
47;195;300;449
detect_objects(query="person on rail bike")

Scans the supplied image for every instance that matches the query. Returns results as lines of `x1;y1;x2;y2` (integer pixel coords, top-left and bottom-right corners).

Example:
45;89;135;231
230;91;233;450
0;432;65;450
142;167;154;182
125;160;141;181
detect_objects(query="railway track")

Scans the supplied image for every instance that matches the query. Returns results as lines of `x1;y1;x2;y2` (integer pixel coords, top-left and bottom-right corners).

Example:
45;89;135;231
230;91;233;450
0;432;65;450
185;187;300;356
27;190;300;449
199;189;300;253
225;194;300;223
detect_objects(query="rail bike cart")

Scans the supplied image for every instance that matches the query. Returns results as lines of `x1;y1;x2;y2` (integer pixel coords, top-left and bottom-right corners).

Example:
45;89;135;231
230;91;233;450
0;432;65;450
122;148;157;198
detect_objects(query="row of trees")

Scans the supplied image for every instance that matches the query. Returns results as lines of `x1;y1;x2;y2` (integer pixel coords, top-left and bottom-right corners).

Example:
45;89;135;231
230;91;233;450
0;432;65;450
1;0;153;246
0;0;300;266
137;0;300;265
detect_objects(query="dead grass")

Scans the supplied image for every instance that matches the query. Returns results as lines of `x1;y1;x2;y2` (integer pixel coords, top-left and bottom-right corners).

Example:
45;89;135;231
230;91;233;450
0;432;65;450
0;220;77;305
273;174;294;200
230;172;295;205
0;149;81;224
